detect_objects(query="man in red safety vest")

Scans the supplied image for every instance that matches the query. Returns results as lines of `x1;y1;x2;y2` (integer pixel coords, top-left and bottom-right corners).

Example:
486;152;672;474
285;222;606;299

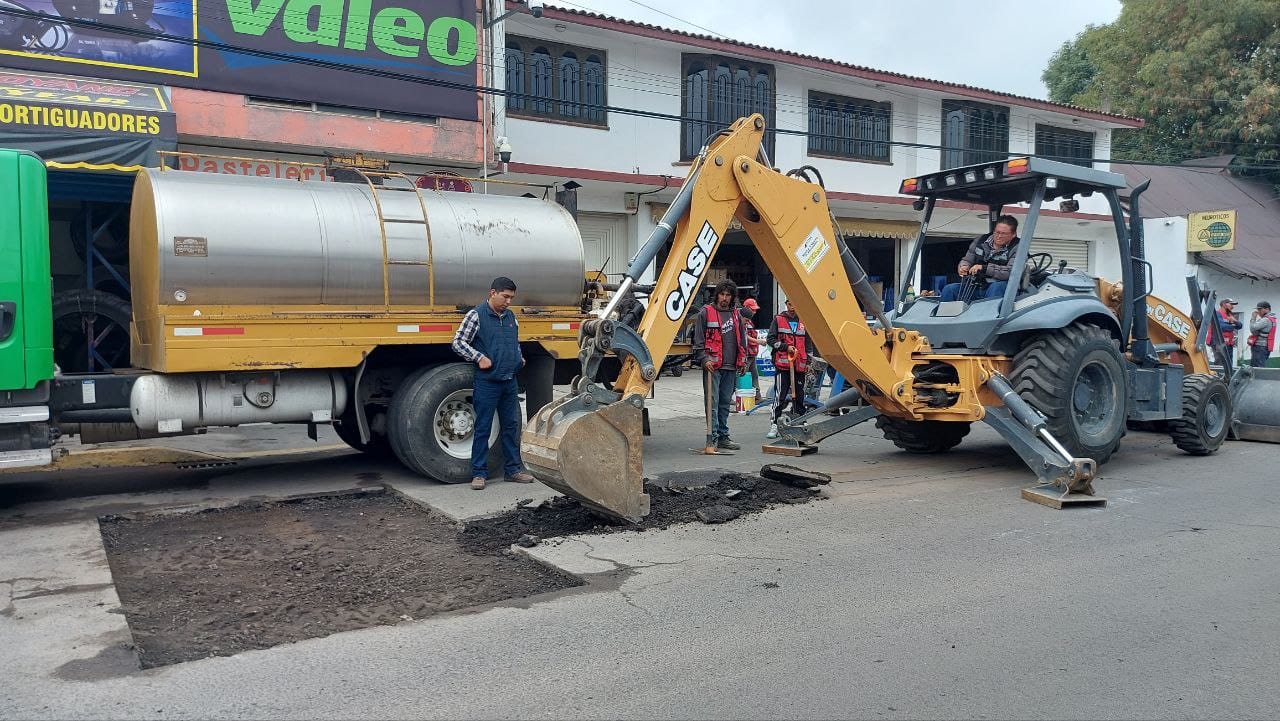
766;298;817;439
692;280;752;454
1214;298;1243;368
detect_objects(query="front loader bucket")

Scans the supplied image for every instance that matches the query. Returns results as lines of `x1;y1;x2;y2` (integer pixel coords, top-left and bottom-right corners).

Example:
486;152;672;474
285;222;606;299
521;392;651;523
1231;366;1280;443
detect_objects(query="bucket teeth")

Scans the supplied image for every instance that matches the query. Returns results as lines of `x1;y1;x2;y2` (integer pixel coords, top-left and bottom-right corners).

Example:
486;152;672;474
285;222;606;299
520;394;651;522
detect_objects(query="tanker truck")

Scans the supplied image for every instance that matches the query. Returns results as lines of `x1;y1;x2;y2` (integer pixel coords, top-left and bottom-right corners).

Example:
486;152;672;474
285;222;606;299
0;148;594;482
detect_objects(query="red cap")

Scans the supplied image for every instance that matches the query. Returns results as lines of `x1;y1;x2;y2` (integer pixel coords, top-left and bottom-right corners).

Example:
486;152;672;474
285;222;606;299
743;298;759;311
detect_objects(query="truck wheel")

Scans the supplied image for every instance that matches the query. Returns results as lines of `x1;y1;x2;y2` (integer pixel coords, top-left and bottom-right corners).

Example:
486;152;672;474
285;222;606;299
333;410;394;457
387;364;501;483
1011;322;1127;465
875;417;971;453
1168;374;1231;455
520;352;555;421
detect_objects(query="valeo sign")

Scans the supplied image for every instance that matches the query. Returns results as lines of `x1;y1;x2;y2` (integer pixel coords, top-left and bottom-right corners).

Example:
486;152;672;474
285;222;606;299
226;0;478;65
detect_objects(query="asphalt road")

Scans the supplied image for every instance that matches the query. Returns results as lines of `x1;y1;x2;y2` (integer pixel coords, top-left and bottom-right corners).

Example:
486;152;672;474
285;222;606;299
2;407;1278;720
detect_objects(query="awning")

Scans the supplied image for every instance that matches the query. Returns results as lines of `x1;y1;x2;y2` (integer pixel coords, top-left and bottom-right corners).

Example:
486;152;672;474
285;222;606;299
0;69;176;173
834;217;919;240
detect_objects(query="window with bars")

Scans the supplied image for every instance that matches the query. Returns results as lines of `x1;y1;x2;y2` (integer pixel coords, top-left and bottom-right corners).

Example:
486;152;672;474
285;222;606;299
941;100;1009;169
681;54;775;161
1035;124;1095;167
807;92;891;162
505;36;606;126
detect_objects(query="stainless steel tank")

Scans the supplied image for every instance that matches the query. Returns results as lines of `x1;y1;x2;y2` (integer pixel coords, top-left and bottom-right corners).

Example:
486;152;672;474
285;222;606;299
130;169;586;308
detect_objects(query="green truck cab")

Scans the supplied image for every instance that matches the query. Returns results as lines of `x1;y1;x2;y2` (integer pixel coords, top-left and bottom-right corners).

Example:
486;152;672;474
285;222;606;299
0;149;55;468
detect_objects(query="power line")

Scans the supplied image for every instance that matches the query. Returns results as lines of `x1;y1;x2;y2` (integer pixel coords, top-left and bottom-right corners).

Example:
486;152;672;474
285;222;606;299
1;6;1276;173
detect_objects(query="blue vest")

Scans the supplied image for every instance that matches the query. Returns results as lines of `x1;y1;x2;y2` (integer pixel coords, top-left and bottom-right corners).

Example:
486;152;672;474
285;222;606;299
473;303;521;381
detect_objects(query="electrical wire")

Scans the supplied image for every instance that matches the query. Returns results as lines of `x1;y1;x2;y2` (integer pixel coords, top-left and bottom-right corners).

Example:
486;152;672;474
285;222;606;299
0;5;1274;171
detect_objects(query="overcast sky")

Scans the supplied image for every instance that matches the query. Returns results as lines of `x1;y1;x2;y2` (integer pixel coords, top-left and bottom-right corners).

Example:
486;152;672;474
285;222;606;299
549;0;1122;100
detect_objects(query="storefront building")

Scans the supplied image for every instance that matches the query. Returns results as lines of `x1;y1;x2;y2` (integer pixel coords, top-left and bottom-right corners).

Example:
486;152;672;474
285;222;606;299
487;3;1140;322
0;0;488;370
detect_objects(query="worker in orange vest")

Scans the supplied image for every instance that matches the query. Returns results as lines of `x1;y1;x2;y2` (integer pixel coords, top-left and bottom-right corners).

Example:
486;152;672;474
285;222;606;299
766;298;816;439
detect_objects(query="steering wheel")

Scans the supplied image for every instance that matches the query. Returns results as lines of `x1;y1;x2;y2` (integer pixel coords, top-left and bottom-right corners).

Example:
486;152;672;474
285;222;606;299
1026;252;1054;285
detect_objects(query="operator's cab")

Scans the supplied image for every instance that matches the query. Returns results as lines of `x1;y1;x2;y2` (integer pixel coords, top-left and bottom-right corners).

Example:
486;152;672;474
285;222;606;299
892;157;1129;355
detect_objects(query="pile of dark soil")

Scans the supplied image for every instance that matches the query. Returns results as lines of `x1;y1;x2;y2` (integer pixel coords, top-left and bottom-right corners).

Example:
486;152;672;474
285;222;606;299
100;489;580;668
461;468;820;554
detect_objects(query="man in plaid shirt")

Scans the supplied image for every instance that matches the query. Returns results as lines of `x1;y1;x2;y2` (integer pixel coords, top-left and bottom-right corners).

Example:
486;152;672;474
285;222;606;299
452;277;534;490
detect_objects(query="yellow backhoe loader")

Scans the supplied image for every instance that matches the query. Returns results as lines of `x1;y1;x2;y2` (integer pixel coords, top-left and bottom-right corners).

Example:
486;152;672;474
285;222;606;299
521;115;1228;521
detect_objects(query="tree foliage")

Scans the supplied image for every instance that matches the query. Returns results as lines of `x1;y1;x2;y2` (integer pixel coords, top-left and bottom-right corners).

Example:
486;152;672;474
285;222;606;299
1042;0;1280;184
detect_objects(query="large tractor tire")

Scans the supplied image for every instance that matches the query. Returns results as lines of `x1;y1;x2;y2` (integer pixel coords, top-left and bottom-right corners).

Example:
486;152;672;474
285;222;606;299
1168;373;1231;455
1010;322;1127;465
386;364;502;483
875;417;971;453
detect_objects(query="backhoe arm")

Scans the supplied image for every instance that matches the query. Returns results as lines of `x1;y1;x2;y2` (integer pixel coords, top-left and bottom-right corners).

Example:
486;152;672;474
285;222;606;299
522;115;926;521
611;116;916;406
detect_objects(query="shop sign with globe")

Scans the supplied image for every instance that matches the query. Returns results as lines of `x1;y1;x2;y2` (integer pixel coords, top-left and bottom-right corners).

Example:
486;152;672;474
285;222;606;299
1187;209;1237;252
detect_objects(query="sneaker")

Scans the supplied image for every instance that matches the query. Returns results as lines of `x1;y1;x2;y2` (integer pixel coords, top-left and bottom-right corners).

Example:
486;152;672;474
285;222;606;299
507;471;536;484
471;477;486;490
717;438;741;451
766;423;779;440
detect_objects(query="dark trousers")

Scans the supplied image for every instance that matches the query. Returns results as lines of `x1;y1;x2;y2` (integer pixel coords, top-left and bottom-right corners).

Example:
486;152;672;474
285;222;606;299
1220;345;1235;369
471;376;523;479
1250;346;1272;368
703;367;737;445
773;367;809;421
940;280;1008;302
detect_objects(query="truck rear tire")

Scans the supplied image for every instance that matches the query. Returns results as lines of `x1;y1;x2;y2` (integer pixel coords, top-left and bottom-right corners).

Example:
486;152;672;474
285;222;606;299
1011;322;1127;465
333;411;394;457
387;363;502;483
875;417;971;453
1168;374;1230;455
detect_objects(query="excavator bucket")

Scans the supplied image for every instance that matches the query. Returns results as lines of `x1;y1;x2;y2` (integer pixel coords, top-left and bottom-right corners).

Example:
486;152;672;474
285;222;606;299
521;391;651;523
1230;366;1280;443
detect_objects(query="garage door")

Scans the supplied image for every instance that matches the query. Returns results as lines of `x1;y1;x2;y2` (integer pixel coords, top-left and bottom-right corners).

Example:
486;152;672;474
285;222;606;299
576;213;630;280
1029;238;1090;274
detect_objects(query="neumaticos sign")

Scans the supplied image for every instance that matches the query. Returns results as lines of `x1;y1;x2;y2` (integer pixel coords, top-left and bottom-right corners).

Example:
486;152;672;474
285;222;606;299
0;0;478;121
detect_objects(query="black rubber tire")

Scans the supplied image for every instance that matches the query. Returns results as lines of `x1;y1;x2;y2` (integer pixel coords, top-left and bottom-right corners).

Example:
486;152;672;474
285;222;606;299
68;206;130;266
1168;374;1231;455
333;410;394;457
669;364;683;377
51;289;132;373
520;352;555;421
1011;322;1128;465
875;416;971;453
387;364;502;483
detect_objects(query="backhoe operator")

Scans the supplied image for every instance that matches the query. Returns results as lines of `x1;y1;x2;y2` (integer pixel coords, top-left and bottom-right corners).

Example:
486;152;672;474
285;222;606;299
940;215;1021;302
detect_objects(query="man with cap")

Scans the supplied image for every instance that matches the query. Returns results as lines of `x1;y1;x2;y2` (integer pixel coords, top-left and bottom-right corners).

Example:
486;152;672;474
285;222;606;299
1215;298;1244;368
741;298;763;402
1248;301;1276;367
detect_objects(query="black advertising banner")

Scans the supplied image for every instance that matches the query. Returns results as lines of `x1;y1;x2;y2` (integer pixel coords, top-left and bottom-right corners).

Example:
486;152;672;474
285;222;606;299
0;0;478;121
0;69;176;170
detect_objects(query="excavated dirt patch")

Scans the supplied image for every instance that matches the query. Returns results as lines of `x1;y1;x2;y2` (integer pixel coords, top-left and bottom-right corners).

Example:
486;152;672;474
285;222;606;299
100;470;819;668
461;469;821;554
100;488;580;668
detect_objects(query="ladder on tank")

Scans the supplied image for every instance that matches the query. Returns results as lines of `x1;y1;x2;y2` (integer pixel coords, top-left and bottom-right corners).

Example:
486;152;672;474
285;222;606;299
338;165;437;307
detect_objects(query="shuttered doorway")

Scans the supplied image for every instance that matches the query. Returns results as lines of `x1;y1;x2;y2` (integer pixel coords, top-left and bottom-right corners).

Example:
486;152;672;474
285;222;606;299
1029;238;1090;274
576;212;630;280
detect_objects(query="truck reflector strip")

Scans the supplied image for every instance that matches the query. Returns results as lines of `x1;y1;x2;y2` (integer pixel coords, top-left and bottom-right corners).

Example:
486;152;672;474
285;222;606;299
173;327;245;336
551;323;581;330
397;324;453;333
